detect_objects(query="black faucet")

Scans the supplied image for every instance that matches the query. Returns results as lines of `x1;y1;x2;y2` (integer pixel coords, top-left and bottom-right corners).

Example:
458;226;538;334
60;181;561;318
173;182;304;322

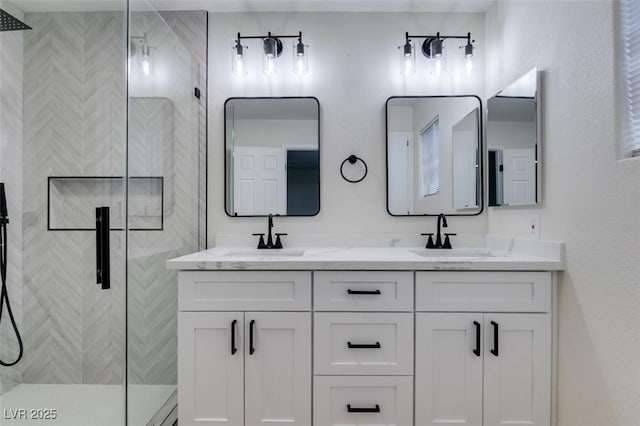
266;214;274;247
435;213;447;247
422;213;455;249
253;214;287;249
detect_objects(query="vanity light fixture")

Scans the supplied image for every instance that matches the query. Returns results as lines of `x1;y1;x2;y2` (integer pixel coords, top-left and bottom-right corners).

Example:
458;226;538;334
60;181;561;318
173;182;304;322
130;33;154;77
401;38;416;75
232;31;308;76
293;36;309;75
232;37;248;76
399;31;475;77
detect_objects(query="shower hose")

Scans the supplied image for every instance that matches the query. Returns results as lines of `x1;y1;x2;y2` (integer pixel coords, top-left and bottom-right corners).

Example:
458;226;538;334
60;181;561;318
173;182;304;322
0;190;24;366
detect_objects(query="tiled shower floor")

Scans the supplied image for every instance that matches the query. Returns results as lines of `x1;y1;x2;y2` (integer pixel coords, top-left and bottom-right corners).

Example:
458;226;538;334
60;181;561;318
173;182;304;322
0;384;175;425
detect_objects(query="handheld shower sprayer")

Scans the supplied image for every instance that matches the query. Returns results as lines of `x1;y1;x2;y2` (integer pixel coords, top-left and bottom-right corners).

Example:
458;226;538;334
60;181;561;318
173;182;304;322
0;182;8;224
0;182;24;366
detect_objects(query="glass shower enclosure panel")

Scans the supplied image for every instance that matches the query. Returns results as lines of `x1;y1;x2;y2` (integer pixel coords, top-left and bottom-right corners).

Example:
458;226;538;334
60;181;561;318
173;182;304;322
0;1;128;425
127;2;204;424
0;1;204;423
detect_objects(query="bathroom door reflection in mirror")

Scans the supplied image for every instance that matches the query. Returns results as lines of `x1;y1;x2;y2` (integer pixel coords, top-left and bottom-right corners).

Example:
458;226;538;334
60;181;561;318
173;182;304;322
225;97;320;217
487;68;541;207
386;95;482;216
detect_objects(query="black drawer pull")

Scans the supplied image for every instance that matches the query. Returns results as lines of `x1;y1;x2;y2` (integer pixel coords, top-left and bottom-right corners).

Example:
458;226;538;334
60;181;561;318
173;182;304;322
347;289;381;295
490;321;499;357
473;321;481;357
249;319;255;355
347;341;381;349
231;319;238;355
347;404;380;413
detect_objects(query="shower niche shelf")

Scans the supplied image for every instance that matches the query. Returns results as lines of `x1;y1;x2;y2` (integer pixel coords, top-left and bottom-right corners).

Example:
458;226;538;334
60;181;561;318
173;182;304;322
48;176;164;231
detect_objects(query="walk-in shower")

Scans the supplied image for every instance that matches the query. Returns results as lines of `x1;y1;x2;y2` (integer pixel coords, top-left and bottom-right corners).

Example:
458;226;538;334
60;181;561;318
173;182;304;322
0;1;207;424
0;7;30;369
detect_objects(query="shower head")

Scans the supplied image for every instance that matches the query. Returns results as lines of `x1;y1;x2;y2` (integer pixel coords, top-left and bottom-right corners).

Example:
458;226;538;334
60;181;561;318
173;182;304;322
0;8;31;32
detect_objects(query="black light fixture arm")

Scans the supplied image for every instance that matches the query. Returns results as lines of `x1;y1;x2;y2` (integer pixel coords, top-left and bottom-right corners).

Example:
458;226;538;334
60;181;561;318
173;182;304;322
236;31;305;59
405;31;474;58
237;31;304;42
406;31;473;43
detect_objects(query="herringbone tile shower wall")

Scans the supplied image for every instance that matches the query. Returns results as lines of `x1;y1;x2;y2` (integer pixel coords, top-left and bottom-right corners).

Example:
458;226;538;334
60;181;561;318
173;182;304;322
20;11;205;386
0;1;25;394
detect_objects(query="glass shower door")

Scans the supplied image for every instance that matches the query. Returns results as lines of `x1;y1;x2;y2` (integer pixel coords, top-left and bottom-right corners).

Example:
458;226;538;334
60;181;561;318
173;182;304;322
0;1;205;423
126;2;205;424
0;1;128;425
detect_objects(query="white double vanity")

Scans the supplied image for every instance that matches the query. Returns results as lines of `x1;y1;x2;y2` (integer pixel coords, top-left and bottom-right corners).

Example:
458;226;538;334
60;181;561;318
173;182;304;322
170;64;550;426
169;236;563;426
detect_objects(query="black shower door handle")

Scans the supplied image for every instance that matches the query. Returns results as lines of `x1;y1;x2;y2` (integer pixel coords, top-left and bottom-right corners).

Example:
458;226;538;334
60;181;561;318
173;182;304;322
95;207;110;290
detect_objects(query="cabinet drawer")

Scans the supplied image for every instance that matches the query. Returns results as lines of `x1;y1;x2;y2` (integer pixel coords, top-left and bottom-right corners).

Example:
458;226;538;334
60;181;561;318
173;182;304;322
416;271;551;312
314;313;413;375
314;376;413;426
179;271;311;311
314;271;413;311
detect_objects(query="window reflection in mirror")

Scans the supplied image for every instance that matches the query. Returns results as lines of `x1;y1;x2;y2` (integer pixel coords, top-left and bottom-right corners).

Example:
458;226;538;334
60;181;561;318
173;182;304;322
487;68;540;207
386;96;482;216
224;97;320;217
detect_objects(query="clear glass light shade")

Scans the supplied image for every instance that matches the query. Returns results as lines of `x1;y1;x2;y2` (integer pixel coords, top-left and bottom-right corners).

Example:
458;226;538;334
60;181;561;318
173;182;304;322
400;41;415;75
429;40;446;77
141;54;151;76
293;42;309;75
263;38;279;76
463;42;475;77
231;43;247;76
464;56;474;76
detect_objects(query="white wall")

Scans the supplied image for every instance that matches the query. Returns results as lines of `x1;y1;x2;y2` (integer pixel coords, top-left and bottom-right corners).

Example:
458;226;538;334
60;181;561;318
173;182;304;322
387;105;413;132
209;12;487;237
485;2;640;425
234;118;317;148
487;121;535;150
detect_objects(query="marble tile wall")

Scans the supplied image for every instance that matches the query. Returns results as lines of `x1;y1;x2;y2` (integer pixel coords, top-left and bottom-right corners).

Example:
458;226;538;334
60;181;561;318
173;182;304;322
0;0;25;394
22;11;127;385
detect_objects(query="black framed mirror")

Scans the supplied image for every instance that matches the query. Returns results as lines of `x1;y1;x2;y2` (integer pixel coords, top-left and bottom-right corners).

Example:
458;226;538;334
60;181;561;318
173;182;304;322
487;68;541;207
386;95;483;216
224;97;320;217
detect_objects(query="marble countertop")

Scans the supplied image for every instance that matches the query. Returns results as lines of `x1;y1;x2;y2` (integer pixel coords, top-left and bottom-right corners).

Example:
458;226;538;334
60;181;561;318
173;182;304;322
167;235;564;271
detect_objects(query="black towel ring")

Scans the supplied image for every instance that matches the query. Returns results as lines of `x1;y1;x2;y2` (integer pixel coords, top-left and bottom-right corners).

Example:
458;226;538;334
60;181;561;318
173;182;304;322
340;155;368;183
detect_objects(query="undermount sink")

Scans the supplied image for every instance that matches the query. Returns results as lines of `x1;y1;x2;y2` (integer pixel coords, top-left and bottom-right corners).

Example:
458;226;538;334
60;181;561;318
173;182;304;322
220;249;306;257
409;248;495;258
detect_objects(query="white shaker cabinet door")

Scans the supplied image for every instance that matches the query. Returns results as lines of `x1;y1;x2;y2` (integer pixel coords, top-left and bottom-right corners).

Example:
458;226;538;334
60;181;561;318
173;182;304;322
415;313;484;426
244;312;312;426
483;314;551;426
178;312;244;426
